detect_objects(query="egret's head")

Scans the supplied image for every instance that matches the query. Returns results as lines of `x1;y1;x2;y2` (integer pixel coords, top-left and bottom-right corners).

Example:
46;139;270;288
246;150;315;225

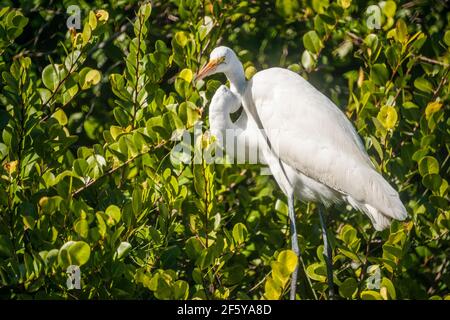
196;46;237;81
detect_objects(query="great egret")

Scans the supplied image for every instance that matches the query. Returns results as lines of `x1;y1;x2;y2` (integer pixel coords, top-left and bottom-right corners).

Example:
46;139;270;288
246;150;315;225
197;46;408;300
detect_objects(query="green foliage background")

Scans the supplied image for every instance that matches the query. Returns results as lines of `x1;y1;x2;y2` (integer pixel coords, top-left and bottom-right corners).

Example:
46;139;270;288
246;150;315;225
0;0;449;300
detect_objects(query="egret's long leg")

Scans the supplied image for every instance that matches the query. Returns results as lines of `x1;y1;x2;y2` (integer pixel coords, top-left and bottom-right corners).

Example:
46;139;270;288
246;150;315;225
288;193;299;300
318;206;335;299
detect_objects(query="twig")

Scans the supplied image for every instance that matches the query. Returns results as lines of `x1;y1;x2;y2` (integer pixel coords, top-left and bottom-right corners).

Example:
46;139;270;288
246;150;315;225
72;140;168;197
413;55;450;68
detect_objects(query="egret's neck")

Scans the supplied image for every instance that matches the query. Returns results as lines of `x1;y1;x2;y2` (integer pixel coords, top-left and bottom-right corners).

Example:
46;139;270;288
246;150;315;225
209;105;233;131
225;62;246;96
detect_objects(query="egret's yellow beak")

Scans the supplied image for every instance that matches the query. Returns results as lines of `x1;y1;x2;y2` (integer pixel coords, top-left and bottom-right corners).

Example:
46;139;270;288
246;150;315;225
195;57;224;81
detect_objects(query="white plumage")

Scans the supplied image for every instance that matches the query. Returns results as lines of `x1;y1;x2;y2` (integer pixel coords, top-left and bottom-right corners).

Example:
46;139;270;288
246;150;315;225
198;46;408;299
247;67;407;230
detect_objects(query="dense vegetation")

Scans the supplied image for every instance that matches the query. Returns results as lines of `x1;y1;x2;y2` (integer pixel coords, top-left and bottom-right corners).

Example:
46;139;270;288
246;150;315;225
0;0;449;300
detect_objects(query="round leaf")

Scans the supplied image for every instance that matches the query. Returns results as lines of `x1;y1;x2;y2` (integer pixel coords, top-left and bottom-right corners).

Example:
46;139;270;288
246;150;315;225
339;278;358;299
377;106;398;129
418;156;439;176
277;250;298;274
105;204;121;225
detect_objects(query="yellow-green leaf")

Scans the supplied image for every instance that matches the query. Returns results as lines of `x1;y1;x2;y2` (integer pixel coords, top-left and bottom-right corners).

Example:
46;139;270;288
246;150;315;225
418;156;439;176
88;11;97;30
277;250;298;274
52;109;68;125
175;32;188;47
303;30;323;54
338;0;352;9
264;276;281;300
105;205;121;226
381;1;396;18
414;77;433;93
361;290;383;300
96;9;109;23
179;68;193;83
425;101;442;119
377;106;398;129
85;69;101;86
306;262;327;282
245;66;257;80
232;223;248;245
395;19;408;43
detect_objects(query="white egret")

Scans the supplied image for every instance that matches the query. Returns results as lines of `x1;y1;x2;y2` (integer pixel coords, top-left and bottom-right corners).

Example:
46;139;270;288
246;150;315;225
198;46;408;300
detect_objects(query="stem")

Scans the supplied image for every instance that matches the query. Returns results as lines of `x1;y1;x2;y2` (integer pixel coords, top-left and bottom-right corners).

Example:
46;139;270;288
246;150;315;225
132;13;144;129
40;47;85;122
72;140;168;197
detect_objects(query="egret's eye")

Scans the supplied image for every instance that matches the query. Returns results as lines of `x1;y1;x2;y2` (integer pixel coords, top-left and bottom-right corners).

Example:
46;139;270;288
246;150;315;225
217;56;226;64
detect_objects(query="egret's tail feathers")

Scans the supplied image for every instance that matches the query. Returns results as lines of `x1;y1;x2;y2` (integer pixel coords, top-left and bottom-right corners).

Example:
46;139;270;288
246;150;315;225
363;204;392;231
348;170;408;231
367;171;408;221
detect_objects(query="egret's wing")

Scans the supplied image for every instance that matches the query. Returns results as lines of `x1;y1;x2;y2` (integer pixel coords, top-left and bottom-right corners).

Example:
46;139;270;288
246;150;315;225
246;68;406;221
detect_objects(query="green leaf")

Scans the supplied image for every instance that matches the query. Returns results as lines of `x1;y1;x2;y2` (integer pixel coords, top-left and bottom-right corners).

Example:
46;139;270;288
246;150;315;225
340;224;357;245
422;174;442;191
174;32;188;47
185;237;203;260
61;76;79;104
42;64;65;91
371;64;389;85
311;0;330;14
69;241;91;266
339;278;358;299
306;262;327;282
179;68;193;83
79;68;101;90
418;156;439;176
414;77;433;93
381;277;396;299
52;109;68;125
115;242;132;260
22;215;35;230
138;3;152;21
173;280;189;300
275;0;300;18
232;223;248;245
301;50;315;72
303;30;323;54
73;159;89;177
0;235;13;257
395;19;408;43
85;69;101;86
113;107;130;127
74;219;89;238
444;30;450;47
105;205;121;226
383;244;402;258
58;241;91;268
193;164;206;199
